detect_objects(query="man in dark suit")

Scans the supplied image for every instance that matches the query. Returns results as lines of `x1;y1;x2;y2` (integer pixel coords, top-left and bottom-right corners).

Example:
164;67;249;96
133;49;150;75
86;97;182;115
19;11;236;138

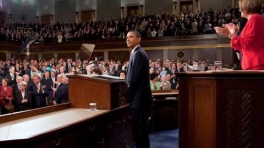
53;75;68;105
125;30;152;148
30;73;48;109
65;58;72;73
41;71;54;105
4;66;16;88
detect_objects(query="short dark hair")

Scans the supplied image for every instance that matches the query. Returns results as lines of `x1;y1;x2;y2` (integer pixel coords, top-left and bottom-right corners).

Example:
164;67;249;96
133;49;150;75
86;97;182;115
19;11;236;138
93;68;102;75
2;77;9;84
118;70;126;77
128;30;141;38
150;72;159;80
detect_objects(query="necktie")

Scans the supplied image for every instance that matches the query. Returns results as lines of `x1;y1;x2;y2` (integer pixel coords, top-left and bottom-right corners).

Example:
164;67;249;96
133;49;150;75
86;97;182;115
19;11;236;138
56;83;60;92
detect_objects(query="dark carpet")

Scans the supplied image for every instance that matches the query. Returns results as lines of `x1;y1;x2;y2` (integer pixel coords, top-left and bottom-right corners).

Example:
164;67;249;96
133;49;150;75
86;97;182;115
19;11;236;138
132;128;179;148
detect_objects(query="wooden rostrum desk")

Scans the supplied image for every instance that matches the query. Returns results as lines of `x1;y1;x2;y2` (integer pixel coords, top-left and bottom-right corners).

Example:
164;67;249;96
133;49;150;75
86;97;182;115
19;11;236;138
0;75;132;148
177;70;264;148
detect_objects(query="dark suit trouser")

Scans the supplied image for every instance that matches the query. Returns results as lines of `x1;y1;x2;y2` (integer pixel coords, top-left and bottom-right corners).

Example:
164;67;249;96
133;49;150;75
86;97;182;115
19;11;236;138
0;106;8;115
130;108;150;148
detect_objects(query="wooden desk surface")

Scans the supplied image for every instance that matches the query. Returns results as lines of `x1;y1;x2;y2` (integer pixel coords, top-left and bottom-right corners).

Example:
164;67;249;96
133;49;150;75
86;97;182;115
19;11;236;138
0;108;108;141
152;89;179;96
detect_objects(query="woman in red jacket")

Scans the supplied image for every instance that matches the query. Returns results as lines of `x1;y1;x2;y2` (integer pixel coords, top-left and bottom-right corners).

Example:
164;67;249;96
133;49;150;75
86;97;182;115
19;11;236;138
215;0;264;70
0;77;13;114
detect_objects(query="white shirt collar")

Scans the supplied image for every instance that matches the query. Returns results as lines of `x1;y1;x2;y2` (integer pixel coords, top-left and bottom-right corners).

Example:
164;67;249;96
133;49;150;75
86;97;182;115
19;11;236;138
131;45;140;54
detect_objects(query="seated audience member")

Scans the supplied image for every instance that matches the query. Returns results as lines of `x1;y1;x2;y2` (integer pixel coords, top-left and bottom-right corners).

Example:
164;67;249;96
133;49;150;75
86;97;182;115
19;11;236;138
13;76;22;94
160;75;171;90
85;65;93;75
22;74;32;90
176;62;184;72
117;70;126;79
0;78;13;114
166;73;178;89
15;81;32;112
92;68;103;75
159;66;167;78
150;72;161;90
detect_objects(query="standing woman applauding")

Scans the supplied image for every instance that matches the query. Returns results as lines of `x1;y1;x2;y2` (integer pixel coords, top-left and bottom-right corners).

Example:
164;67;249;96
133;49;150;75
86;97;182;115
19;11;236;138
0;78;13;114
215;0;264;70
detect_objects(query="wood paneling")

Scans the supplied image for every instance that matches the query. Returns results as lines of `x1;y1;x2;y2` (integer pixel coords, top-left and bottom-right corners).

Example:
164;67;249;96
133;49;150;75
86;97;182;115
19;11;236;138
11;53;38;61
180;1;193;13
127;6;140;17
81;11;92;23
68;75;127;110
108;51;129;61
0;52;6;61
41;15;53;25
42;53;55;60
58;53;75;60
191;80;216;148
178;71;264;148
0;11;6;24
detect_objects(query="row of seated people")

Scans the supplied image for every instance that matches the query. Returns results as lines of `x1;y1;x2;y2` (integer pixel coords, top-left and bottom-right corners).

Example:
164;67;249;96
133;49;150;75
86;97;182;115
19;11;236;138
0;6;256;43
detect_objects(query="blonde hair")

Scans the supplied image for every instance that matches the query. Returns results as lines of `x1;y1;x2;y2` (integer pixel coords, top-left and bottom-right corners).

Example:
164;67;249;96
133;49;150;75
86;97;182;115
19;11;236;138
238;0;262;14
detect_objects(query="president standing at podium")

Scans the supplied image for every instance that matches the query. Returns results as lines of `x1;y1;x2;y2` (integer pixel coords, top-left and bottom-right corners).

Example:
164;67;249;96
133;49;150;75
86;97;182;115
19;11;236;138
125;30;152;148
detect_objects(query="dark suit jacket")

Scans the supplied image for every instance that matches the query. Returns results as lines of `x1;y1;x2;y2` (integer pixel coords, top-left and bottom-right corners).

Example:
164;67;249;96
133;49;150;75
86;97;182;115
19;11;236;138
169;78;178;89
41;77;54;104
65;63;72;73
41;77;53;91
25;70;33;79
125;46;152;110
30;83;48;108
15;90;32;112
55;83;68;104
4;73;16;88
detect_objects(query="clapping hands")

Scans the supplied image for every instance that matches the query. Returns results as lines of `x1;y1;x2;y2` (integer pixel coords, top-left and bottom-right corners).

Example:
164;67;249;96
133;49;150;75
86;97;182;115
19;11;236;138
214;23;238;36
224;23;238;34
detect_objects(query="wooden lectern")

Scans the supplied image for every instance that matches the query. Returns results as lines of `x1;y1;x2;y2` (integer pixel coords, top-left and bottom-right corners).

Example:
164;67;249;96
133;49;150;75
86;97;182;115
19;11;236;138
67;74;127;110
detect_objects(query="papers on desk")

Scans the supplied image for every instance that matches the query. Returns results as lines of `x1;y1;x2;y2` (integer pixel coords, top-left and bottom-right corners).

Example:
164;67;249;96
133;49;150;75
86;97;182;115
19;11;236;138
187;64;201;71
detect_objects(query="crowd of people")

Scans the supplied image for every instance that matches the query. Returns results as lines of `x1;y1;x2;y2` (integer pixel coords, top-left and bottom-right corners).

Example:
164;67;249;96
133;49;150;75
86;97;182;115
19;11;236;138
0;55;207;114
1;6;263;43
0;58;70;114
